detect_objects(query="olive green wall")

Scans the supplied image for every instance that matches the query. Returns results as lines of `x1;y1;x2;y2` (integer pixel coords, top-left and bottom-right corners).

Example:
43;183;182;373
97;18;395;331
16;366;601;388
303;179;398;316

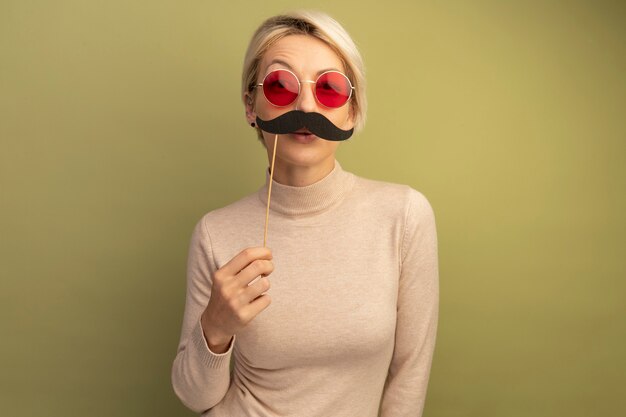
1;1;624;416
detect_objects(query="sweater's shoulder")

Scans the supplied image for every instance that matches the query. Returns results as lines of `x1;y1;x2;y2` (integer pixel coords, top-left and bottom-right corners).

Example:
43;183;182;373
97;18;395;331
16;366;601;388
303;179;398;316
353;173;410;196
196;189;261;231
351;172;433;214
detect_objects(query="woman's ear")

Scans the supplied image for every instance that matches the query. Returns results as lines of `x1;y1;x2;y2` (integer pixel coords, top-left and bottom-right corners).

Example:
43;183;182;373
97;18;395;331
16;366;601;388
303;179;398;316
244;92;256;125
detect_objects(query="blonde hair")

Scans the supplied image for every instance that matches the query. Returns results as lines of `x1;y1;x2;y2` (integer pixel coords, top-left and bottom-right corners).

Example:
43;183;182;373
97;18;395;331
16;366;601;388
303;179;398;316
242;10;367;141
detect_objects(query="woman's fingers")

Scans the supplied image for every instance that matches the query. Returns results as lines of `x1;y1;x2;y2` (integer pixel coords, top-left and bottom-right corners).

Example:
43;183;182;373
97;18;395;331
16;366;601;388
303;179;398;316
240;293;272;322
235;259;275;287
241;275;271;304
218;247;273;279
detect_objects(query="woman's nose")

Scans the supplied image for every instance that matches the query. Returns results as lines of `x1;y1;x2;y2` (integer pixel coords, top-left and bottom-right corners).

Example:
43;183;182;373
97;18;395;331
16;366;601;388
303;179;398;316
295;80;317;112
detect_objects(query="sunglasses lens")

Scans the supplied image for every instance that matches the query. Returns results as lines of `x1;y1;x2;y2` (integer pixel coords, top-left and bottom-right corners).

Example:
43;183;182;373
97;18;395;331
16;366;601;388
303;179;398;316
316;72;352;108
263;70;299;106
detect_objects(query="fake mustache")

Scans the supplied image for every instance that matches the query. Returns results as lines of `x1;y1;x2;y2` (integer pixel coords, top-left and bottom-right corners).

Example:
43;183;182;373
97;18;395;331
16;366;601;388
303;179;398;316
256;110;354;141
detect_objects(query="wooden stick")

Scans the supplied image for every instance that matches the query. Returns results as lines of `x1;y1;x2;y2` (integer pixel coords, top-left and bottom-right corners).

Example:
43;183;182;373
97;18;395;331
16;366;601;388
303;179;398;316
263;134;278;248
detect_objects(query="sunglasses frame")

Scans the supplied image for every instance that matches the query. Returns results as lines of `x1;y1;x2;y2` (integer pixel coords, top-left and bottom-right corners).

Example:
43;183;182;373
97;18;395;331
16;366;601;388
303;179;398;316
255;68;355;109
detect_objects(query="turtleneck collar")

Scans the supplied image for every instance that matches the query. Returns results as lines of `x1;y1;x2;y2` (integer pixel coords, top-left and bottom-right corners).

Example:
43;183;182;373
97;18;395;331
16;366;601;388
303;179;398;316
257;159;355;218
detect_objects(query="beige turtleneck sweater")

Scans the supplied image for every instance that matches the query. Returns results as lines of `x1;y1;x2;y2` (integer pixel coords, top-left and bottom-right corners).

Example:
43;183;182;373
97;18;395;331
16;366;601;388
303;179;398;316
171;159;439;417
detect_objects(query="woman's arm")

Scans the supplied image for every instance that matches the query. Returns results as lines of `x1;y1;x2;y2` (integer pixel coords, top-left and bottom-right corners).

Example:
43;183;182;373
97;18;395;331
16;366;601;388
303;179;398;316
171;216;234;413
380;188;440;417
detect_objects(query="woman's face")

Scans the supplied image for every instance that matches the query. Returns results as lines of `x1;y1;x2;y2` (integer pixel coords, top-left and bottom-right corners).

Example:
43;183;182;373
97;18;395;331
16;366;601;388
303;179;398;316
245;34;355;168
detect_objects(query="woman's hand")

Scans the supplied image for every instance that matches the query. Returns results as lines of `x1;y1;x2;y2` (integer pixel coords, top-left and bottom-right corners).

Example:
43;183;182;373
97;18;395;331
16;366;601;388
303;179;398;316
200;247;274;353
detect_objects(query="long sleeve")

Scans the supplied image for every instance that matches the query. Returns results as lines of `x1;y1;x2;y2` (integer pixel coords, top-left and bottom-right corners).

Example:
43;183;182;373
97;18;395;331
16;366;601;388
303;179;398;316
380;188;440;417
171;216;235;413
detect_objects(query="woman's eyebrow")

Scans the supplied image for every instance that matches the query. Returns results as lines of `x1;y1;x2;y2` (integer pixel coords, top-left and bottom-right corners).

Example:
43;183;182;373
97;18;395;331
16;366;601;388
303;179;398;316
267;58;293;71
265;58;341;77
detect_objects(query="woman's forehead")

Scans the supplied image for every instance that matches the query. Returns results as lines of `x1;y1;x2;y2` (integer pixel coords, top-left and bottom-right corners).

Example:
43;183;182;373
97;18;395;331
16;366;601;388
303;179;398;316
260;35;345;76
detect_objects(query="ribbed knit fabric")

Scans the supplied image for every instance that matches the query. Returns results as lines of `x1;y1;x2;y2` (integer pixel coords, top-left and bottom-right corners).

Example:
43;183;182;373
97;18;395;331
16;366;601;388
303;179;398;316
171;159;439;417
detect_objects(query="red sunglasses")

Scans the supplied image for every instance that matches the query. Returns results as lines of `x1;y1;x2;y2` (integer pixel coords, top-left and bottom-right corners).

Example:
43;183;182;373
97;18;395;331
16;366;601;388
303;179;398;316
256;68;355;108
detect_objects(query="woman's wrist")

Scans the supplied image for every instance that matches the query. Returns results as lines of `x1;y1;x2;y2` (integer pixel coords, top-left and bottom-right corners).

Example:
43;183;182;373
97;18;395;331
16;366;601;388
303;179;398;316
201;314;233;353
207;337;232;354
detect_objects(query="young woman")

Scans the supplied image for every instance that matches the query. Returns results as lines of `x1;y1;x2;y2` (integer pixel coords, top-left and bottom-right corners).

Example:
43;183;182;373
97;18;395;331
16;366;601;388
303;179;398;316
172;10;439;417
